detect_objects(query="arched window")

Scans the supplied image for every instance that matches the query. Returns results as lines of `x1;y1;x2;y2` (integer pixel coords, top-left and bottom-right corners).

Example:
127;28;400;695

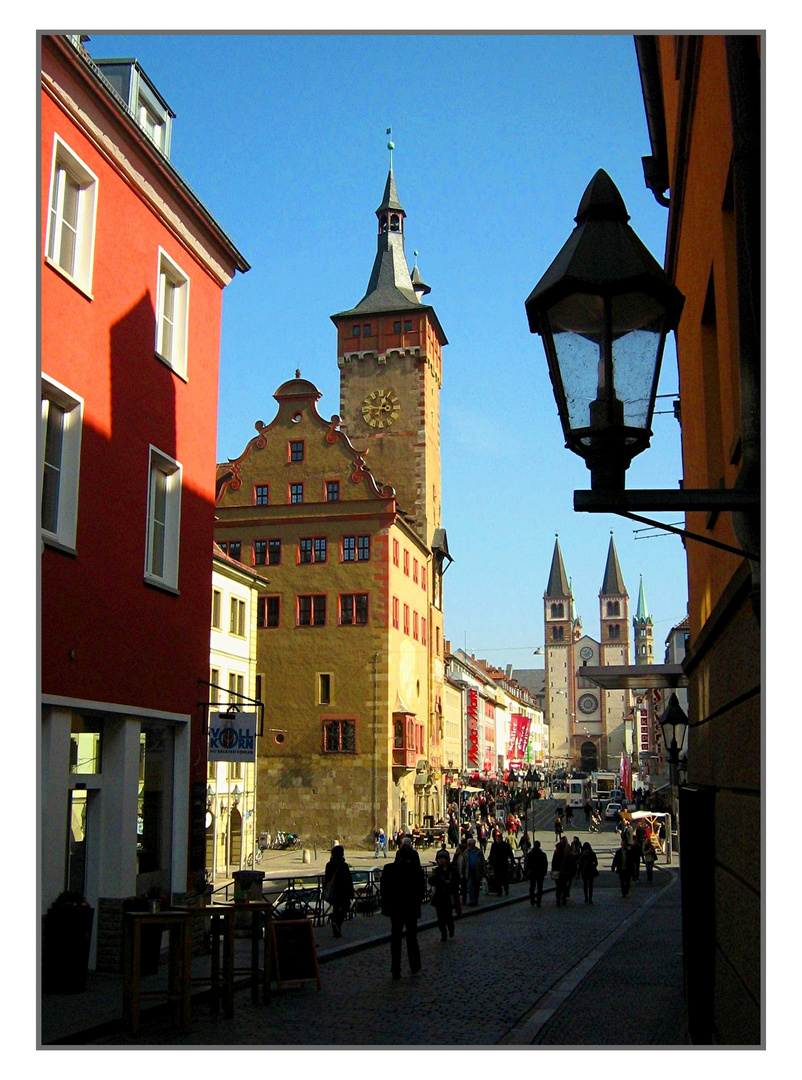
606;600;620;616
551;602;564;618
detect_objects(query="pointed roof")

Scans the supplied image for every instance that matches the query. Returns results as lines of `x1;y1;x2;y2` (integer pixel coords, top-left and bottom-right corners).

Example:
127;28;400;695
601;534;627;595
331;169;447;342
376;169;404;214
634;575;652;624
545;537;571;598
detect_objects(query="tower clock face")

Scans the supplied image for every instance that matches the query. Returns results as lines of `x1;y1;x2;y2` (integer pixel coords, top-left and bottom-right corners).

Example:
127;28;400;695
578;693;599;715
580;646;594;661
361;388;400;428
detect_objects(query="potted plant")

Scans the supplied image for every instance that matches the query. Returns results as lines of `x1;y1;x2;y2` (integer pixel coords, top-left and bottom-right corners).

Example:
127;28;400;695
42;890;94;994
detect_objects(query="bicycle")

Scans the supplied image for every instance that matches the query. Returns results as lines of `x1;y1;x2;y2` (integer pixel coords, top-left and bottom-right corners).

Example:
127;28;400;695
589;817;604;833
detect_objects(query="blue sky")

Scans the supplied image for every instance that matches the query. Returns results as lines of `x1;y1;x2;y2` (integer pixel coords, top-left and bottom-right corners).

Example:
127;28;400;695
83;31;690;664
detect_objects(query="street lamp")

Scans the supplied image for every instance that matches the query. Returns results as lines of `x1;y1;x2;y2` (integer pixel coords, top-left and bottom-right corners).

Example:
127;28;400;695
525;169;758;560
658;692;689;858
525;169;684;492
659;692;689;783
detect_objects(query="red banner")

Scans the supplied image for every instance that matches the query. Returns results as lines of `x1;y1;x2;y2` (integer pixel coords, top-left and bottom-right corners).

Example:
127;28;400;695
508;713;532;762
467;688;480;768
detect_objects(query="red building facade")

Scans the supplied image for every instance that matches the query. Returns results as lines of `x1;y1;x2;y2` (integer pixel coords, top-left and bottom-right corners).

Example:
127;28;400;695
40;35;248;966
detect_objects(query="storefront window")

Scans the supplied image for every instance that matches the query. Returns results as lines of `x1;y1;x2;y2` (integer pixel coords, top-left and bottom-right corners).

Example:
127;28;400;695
69;716;102;774
136;723;174;887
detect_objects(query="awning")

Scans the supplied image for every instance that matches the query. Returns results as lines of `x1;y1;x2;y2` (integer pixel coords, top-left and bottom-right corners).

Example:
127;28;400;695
577;664;687;690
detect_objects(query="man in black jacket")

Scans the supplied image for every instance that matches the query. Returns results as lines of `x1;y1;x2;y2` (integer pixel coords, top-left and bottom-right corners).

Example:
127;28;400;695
526;839;548;907
380;838;426;980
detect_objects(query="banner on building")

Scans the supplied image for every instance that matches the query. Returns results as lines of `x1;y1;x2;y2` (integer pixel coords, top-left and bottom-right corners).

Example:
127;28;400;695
209;711;257;762
467;689;480;768
508;713;532;762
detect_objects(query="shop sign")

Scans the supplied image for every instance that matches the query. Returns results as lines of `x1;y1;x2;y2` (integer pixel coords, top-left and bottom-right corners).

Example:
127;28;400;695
209;711;257;762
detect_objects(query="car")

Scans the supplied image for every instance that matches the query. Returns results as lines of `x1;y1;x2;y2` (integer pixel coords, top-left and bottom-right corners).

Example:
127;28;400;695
605;801;622;820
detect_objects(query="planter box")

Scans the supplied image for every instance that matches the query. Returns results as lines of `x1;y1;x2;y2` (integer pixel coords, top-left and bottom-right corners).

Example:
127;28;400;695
42;905;94;994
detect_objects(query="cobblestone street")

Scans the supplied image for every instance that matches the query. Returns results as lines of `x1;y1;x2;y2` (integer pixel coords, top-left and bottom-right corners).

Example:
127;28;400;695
89;866;683;1047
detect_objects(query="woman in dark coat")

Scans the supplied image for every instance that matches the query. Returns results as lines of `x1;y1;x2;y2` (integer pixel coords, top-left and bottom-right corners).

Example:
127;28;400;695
322;844;355;937
577;841;599;904
428;849;457;941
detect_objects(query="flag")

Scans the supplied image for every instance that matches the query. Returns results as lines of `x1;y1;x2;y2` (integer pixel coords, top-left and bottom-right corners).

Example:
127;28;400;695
386;127;392;134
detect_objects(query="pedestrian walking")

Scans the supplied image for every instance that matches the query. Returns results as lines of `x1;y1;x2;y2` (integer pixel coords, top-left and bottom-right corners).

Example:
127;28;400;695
583;801;592;824
611;836;632;896
643;838;657;883
554;810;563;841
478;821;488;855
380;837;426;980
526;840;548;907
322;844;355;938
374;827;387;858
428;849;457;941
551;836;572;907
451;841;467;915
630;836;642;882
577;841;599;904
465;836;486;906
519;830;532;859
487;829;515;896
566;804;574;828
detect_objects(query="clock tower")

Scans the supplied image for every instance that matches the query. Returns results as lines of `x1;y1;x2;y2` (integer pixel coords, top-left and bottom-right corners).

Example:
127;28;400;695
331;162;447;548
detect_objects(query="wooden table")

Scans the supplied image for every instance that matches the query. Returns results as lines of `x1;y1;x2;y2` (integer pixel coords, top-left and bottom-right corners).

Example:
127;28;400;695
173;904;236;1017
220;900;273;1004
122;910;194;1035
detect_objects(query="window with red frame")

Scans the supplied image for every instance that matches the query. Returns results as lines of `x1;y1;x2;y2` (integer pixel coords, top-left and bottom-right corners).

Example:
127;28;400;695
254;484;269;506
403;550;410;575
413;611;419;640
392;597;399;629
403;604;410;635
340;594;368;625
298;595;326;626
392;539;399;566
324;719;356;753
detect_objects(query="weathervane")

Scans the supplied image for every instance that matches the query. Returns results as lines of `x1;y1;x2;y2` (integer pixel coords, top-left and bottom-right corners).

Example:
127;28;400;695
386;126;394;169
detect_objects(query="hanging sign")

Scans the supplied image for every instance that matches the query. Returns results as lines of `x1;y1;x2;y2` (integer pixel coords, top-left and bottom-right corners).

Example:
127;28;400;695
467;689;480;768
209;710;257;762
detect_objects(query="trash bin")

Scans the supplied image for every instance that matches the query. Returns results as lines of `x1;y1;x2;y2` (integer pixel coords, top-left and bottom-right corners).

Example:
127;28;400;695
232;870;265;902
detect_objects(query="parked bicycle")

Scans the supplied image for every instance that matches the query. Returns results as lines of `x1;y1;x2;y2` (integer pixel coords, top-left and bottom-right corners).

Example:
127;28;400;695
272;831;301;849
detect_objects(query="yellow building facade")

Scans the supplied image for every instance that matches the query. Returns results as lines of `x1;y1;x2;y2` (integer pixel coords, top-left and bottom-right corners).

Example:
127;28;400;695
215;166;449;847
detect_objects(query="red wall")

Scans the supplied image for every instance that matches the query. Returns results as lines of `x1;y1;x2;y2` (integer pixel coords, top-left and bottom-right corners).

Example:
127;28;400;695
41;63;222;724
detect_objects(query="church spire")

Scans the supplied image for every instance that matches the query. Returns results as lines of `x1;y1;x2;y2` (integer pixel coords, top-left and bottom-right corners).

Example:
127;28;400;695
545;536;571;598
600;533;627;596
634;575;652;625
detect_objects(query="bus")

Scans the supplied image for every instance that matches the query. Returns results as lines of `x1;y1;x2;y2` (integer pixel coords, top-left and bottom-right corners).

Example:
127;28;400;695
591;771;618;802
567;777;591;808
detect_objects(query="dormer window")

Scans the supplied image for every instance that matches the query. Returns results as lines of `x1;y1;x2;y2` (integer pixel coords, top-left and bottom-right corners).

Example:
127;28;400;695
94;58;174;158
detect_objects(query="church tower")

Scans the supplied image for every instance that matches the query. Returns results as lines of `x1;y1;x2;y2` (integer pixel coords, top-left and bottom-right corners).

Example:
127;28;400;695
599;534;631;766
633;575;655;666
332;154;448;550
544;537;576;771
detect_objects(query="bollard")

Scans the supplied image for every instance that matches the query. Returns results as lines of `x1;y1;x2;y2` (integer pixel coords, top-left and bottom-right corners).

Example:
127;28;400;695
302;848;311;864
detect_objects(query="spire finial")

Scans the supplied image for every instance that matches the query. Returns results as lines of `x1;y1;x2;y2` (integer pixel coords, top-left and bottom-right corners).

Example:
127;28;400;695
386;126;394;170
295;368;301;378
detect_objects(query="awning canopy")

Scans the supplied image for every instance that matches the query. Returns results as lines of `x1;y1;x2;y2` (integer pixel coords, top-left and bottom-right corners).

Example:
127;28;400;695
578;664;687;690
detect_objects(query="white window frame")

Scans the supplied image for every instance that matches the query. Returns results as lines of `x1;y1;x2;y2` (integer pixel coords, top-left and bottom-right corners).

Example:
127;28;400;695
41;375;84;552
155;248;190;379
145;446;182;591
44;135;98;297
